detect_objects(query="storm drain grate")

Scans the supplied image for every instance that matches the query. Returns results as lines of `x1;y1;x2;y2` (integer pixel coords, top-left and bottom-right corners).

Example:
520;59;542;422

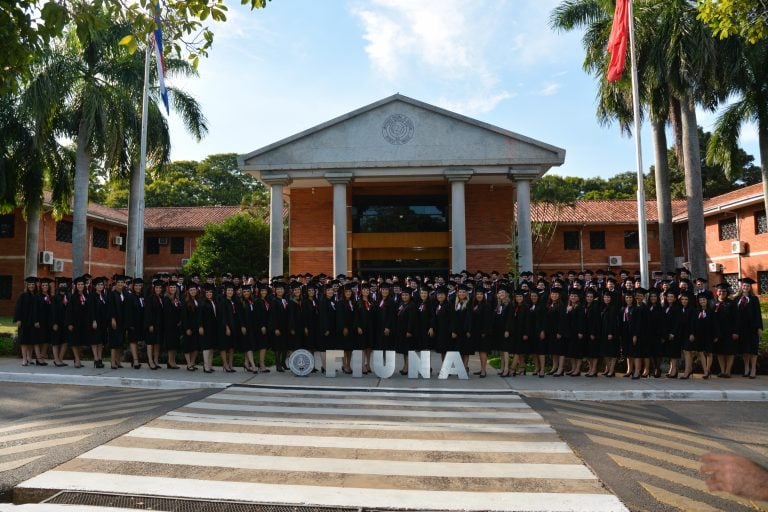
44;491;364;511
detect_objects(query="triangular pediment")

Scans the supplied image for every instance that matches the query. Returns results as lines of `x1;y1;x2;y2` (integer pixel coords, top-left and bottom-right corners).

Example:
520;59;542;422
239;94;565;174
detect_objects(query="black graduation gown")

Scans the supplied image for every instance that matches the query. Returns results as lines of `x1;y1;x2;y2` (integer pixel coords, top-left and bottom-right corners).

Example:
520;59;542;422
317;296;337;351
162;296;183;351
218;296;242;351
336;298;357;351
690;307;716;353
632;304;653;358
254;297;271;350
599;303;620;358
144;294;165;346
712;299;737;355
432;301;452;353
395;301;417;354
565;304;585;358
106;289;128;349
65;292;89;346
734;294;763;355
287;299;306;350
51;292;69;346
31;293;52;344
677;305;694;353
509;304;529;354
527;302;547;355
467;300;493;353
13;292;36;345
491;302;511;352
450;300;471;355
544;302;568;355
301;297;319;351
86;292;109;346
199;299;218;350
354;299;376;350
646;303;665;357
268;296;290;351
661;304;682;358
583;301;601;358
126;292;145;343
181;299;201;353
415;299;434;351
375;296;396;351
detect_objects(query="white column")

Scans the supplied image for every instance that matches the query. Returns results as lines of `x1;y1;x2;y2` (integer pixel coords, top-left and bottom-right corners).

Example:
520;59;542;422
326;172;353;277
262;174;291;279
512;172;537;274
445;169;473;273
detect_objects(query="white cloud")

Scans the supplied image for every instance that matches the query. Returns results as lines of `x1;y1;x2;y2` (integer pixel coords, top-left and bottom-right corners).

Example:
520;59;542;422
537;82;561;96
438;91;516;116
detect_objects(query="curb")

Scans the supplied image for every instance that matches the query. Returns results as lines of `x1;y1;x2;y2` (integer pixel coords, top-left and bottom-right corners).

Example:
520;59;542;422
520;389;768;401
0;372;230;391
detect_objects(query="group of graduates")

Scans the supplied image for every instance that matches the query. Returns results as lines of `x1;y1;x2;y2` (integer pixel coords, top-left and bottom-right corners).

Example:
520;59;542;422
12;266;764;379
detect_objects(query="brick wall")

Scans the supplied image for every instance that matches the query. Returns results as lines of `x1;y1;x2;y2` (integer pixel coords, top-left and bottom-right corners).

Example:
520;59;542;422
144;230;202;275
465;183;514;272
289;187;333;275
704;205;768;289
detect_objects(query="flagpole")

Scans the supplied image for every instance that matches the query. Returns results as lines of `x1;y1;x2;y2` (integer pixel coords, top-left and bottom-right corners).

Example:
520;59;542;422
134;36;151;279
627;0;649;289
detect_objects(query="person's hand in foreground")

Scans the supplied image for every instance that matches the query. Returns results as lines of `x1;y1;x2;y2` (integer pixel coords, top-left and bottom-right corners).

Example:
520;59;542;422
701;452;768;501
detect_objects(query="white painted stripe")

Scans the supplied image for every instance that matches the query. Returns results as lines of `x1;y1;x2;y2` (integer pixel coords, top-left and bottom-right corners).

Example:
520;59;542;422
214;392;531;409
0;455;42;473
184;401;541;420
0;419;126;443
162;411;555;434
0;435;89;456
125;426;570;453
228;387;520;400
82;445;596;479
17;472;628;512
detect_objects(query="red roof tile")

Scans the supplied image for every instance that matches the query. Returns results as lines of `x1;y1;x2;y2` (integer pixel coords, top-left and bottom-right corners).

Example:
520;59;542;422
702;183;764;211
527;199;688;224
139;206;246;230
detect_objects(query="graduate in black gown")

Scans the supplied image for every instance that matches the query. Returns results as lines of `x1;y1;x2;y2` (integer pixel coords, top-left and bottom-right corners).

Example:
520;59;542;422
144;280;165;370
545;287;568;377
395;288;417;375
415;285;433;353
676;292;695;379
317;285;337;372
468;286;492;377
509;288;530;376
218;282;242;373
106;275;129;369
661;290;682;378
599;290;619;377
355;282;376;374
712;283;737;377
375;283;396;352
492;286;512;377
287;282;307;355
527;290;547;377
336;283;356;374
50;278;70;367
32;278;53;365
432;286;451;364
254;284;272;372
199;284;218;373
162;282;183;369
65;277;89;368
303;283;320;354
690;290;716;378
126;278;145;369
582;288;601;377
13;276;38;366
646;289;666;378
86;277;109;368
451;284;471;372
734;277;763;379
565;290;585;376
181;285;201;371
268;282;290;372
632;288;652;379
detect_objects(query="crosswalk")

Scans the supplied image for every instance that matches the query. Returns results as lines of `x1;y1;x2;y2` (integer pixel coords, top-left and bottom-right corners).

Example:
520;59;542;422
18;386;628;511
0;389;200;476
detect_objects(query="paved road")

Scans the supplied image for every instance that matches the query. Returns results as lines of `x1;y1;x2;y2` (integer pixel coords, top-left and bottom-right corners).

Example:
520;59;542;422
16;386;626;511
0;383;216;501
531;399;768;511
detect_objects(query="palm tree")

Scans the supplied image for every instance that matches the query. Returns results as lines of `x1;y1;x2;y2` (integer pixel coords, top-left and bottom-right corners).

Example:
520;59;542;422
707;39;768;216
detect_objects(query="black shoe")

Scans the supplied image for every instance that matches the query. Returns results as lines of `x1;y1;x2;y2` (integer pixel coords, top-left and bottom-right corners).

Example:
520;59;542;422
276;366;285;373
167;364;180;369
203;368;214;374
149;365;160;370
54;362;68;367
133;363;141;369
35;360;48;366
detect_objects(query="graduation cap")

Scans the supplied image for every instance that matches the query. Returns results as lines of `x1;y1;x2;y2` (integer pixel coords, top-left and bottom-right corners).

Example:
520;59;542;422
435;285;448;295
241;285;253;293
82;273;92;280
202;283;216;292
24;276;38;284
739;277;756;285
696;290;713;300
289;282;302;290
633;287;647;295
73;276;87;285
39;277;54;285
92;277;107;286
714;282;731;291
379;282;391;289
152;279;164;288
132;278;144;285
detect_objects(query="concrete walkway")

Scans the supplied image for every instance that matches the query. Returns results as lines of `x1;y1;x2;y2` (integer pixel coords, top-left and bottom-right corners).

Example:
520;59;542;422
0;356;765;401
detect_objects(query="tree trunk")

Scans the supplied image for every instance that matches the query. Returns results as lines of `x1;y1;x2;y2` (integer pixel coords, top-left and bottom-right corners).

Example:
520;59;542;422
759;119;768;222
669;96;684;164
125;160;144;278
680;98;706;279
24;199;41;278
652;120;675;273
71;118;91;278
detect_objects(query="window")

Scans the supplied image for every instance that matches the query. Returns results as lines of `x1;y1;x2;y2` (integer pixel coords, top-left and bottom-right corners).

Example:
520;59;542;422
171;236;185;254
0;215;14;238
624;230;639;249
756;211;768;235
718;217;738;241
589;231;605;250
563;231;580;250
758;271;768;295
92;227;108;249
56;221;73;243
723;273;739;292
352;195;449;233
0;276;11;300
146;237;160;255
119;232;126;252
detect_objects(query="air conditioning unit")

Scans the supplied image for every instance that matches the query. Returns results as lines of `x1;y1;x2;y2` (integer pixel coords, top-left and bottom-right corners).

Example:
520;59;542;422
39;251;54;265
112;236;124;246
158;237;169;245
52;259;65;273
181;258;190;267
608;255;622;266
708;262;722;273
731;241;747;254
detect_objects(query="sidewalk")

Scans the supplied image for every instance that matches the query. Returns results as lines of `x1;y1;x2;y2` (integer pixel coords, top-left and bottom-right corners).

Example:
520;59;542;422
1;355;765;401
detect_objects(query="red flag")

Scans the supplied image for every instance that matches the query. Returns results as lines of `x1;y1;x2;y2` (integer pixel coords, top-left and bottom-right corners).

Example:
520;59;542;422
606;0;629;82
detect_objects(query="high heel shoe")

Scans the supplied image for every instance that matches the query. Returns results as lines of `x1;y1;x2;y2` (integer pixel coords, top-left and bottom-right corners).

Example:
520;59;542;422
552;372;564;377
678;373;690;380
35;360;48;366
499;371;510;377
203;368;214;374
702;373;710;379
399;369;408;375
605;372;615;378
54;361;68;367
133;363;141;369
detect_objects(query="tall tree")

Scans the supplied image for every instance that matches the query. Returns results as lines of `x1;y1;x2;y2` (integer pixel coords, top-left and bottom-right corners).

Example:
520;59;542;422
697;0;768;44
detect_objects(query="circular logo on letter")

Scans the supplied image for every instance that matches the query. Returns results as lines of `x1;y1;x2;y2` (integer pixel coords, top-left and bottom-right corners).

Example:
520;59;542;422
381;114;414;145
288;349;315;376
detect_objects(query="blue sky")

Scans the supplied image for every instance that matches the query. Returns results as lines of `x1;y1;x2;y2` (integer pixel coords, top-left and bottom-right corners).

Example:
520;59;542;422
166;0;760;179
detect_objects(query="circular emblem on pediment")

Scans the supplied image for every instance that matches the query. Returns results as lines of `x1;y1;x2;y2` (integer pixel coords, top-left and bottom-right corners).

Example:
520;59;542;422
381;114;414;145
